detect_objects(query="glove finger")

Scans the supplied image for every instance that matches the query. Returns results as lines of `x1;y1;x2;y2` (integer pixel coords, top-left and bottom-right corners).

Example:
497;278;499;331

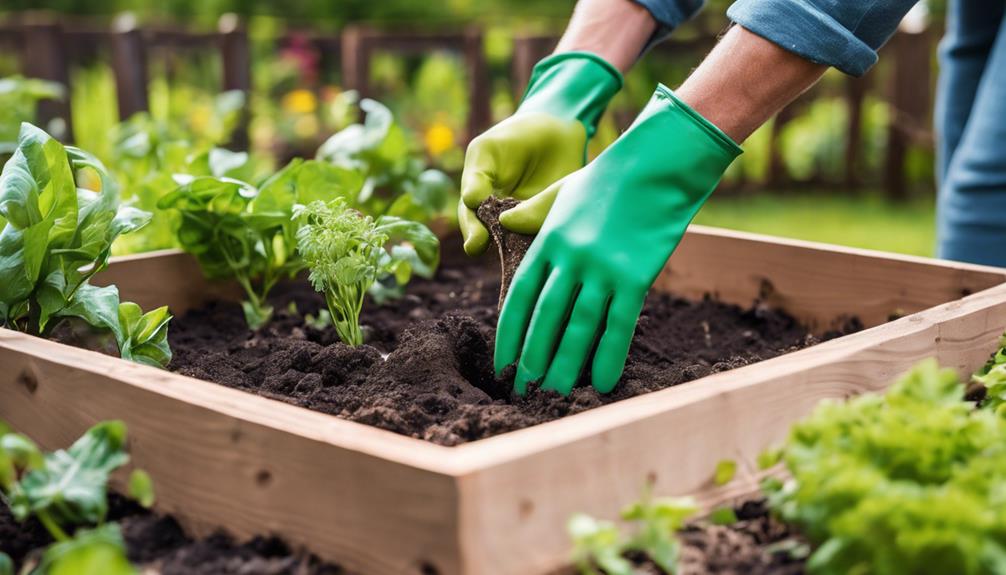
514;267;578;395
498;178;561;236
495;243;549;377
460;142;497;209
458;199;489;256
591;291;645;394
540;285;609;396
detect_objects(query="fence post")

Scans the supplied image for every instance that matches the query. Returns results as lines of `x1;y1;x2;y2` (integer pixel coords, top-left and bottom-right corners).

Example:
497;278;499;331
885;28;932;201
463;27;490;141
511;35;558;99
219;13;251;150
110;13;149;121
21;15;73;141
340;25;370;100
844;74;869;189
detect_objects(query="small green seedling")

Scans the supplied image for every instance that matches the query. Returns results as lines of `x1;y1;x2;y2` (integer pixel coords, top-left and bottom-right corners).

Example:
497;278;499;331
295;198;438;346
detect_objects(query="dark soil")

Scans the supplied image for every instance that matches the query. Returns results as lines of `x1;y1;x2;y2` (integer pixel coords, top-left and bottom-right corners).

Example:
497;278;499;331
476;196;533;308
0;495;347;574
167;241;860;446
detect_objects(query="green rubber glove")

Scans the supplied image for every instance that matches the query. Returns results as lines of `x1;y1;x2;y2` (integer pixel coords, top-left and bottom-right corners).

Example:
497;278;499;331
496;85;742;396
458;52;622;256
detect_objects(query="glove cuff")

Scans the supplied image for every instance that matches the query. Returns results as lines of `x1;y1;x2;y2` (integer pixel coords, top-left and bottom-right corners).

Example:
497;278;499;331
518;52;623;139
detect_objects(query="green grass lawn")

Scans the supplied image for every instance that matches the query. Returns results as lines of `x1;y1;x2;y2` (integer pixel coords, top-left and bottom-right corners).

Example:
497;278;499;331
693;190;937;257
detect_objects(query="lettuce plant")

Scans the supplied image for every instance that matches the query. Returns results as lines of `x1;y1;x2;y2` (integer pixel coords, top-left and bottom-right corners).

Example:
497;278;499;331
568;491;697;575
972;331;1006;413
766;359;1006;575
0;123;172;367
0;421;153;575
295;198;439;346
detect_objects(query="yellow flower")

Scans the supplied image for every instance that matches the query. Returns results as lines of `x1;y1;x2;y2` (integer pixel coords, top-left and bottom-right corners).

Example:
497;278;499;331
189;105;211;134
282;89;317;115
424;121;455;156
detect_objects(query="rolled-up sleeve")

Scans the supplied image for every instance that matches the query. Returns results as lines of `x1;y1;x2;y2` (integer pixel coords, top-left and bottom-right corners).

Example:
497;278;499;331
727;0;918;76
631;0;705;50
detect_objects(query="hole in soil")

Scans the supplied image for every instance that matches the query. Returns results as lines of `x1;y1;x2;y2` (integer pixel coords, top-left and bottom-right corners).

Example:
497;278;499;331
255;469;273;487
17;369;38;394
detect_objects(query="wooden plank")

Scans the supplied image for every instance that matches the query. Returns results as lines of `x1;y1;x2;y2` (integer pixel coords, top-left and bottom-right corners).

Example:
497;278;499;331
453;281;1006;574
0;329;466;575
3;227;1005;574
661;225;1006;331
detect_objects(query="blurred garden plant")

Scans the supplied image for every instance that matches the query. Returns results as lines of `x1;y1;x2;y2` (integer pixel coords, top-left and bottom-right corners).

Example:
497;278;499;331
317;96;455;224
0;420;154;575
764;358;1006;575
568;490;698;575
0;77;64;156
295;197;439;346
0;123;172;367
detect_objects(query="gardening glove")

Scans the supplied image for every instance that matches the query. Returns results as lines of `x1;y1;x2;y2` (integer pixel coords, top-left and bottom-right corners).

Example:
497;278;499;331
496;85;742;396
458;52;622;255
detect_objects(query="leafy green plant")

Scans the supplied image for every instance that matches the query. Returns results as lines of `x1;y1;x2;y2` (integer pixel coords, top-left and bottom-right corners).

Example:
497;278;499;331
0;123;172;367
0;421;152;575
568;491;698;575
316;96;454;223
295;198;439;346
765;358;1006;575
0;77;64;156
972;331;1006;414
158;158;361;328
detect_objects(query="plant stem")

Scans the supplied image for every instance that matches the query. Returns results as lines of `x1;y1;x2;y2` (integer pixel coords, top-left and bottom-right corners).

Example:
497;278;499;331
36;510;69;542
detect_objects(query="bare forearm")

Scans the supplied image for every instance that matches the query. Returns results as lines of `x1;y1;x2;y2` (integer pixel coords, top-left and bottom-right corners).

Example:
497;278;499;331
677;26;827;143
555;0;657;73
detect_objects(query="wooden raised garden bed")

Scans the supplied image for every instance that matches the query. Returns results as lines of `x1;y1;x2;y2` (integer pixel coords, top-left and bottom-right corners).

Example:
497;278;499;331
2;225;1006;575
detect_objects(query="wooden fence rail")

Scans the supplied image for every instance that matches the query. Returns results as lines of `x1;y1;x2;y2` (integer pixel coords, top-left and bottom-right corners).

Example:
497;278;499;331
0;12;934;198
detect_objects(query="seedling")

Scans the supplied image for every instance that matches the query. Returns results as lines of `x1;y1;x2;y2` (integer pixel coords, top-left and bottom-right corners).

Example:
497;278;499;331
295;198;439;346
568;487;698;575
0;123;171;367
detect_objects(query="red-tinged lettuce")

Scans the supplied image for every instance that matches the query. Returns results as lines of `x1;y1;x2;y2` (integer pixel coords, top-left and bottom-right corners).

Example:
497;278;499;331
0;123;171;368
766;359;1006;575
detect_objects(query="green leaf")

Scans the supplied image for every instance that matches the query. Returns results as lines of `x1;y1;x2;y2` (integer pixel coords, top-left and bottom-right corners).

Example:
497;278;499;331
55;284;123;340
9;421;129;528
127;469;155;509
757;447;783;470
375;216;440;280
1;433;44;471
708;506;738;526
34;524;136;575
0;552;12;575
567;513;633;575
117;302;172;368
713;459;737;486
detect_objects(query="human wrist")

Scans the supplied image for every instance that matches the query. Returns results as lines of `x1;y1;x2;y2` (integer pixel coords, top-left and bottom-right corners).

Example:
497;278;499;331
675;26;827;143
518;52;623;138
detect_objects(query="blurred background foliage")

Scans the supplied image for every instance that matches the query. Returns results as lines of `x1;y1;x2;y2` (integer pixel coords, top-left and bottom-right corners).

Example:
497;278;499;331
0;0;943;256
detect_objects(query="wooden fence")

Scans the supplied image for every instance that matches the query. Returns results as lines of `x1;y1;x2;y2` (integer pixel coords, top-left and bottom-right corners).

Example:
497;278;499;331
0;12;935;198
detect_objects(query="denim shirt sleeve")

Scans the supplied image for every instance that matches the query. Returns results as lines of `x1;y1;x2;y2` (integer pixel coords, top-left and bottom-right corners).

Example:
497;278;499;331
631;0;705;51
726;0;918;76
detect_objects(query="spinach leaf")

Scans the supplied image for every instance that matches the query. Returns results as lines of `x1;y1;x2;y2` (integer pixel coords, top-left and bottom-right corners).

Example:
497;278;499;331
33;524;135;575
0;124;171;367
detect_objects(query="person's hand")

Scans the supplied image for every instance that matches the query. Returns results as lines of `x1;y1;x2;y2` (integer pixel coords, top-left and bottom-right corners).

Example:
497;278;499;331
458;52;621;256
495;85;742;395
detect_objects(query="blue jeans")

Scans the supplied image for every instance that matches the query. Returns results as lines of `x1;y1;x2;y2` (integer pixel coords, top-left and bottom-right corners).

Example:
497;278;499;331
936;0;1006;265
